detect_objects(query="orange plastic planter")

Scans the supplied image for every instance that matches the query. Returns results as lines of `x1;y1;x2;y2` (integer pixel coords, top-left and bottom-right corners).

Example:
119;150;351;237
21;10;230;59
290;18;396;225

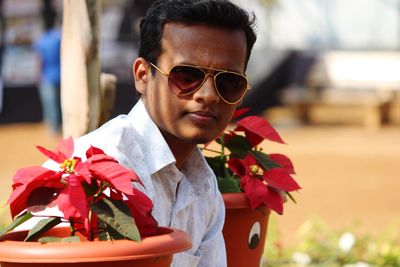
223;193;271;267
0;226;191;267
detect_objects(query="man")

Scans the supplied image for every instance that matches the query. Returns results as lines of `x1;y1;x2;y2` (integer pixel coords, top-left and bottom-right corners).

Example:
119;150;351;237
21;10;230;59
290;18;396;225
75;0;257;265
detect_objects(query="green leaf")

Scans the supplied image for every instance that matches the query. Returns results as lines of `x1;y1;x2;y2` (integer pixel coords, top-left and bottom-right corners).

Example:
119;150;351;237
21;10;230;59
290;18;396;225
82;181;100;196
205;156;227;178
215;135;225;146
105;226;125;240
0;211;33;238
38;236;80;244
224;135;251;158
217;176;241;193
25;217;62;241
97;220;124;241
97;220;110;241
90;198;140;241
286;191;297;204
250;150;281;171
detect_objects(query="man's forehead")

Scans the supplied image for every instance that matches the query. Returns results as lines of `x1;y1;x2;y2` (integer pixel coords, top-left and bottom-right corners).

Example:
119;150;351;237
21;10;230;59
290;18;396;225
159;22;247;70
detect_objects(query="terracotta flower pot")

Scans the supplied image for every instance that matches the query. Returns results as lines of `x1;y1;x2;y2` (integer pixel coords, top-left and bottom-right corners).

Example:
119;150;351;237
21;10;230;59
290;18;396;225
223;193;271;267
0;226;191;267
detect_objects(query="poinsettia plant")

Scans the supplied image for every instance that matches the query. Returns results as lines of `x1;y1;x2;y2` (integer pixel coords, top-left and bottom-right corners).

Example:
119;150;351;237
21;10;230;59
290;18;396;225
0;137;158;242
203;108;301;215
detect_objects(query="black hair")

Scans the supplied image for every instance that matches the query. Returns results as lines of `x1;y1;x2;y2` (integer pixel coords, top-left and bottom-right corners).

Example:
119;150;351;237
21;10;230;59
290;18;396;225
138;0;257;70
42;0;57;31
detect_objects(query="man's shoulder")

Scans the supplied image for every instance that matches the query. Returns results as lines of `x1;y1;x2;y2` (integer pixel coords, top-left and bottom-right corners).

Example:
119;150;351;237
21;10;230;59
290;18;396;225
73;114;137;157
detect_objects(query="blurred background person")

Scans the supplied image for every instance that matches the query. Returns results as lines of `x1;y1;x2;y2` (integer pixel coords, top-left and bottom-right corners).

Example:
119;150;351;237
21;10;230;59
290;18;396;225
33;1;61;134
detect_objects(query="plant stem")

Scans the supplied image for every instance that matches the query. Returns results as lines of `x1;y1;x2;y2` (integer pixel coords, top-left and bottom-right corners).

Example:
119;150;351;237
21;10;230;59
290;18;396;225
70;219;75;236
88;210;94;241
219;137;232;179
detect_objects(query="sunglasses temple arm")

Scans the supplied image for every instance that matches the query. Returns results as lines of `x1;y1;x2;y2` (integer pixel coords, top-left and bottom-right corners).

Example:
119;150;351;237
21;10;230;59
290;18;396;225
148;62;169;77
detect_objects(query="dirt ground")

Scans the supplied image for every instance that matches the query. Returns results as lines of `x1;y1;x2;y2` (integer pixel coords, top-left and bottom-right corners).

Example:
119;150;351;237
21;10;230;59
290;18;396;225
1;122;399;247
268;124;400;245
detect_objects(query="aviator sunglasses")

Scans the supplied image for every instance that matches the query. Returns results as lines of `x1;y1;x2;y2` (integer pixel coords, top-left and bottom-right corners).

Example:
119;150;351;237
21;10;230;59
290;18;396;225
148;62;250;104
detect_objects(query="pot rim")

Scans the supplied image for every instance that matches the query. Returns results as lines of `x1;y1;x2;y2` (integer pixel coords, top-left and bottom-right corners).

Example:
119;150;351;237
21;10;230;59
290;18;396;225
222;192;251;209
0;226;192;263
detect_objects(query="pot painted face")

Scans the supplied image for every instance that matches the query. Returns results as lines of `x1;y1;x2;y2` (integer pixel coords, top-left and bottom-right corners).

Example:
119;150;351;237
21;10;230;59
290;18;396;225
135;23;248;148
248;221;262;249
223;206;270;267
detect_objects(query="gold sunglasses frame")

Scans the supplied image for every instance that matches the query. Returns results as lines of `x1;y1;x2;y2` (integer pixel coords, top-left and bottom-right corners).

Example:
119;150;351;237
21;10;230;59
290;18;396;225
148;62;250;104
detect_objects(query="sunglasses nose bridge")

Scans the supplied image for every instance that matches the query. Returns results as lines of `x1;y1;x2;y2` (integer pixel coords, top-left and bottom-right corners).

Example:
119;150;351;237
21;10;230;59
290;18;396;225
202;72;221;94
192;72;220;102
203;72;216;82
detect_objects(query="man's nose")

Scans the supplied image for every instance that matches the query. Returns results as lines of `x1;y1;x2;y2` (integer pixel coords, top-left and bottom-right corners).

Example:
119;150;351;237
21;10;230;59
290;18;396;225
192;74;220;104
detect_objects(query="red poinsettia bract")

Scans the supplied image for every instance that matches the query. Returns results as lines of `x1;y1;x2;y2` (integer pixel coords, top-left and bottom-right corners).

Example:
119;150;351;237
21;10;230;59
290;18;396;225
6;137;157;240
231;116;300;214
228;154;300;214
204;111;301;215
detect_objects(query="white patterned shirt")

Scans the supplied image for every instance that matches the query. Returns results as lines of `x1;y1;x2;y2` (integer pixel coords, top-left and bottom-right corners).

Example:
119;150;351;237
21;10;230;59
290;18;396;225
73;99;227;266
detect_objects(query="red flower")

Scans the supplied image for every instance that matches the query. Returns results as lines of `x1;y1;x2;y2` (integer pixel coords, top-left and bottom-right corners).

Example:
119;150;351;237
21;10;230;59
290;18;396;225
55;173;88;224
241;176;283;214
228;154;300;214
204;111;302;215
8;167;62;218
269;153;296;175
4;137;158;242
232;107;250;119
36;136;75;163
235;116;285;147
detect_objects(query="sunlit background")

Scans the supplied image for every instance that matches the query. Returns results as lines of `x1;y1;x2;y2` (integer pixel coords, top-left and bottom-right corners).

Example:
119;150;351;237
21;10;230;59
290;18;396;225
0;0;399;266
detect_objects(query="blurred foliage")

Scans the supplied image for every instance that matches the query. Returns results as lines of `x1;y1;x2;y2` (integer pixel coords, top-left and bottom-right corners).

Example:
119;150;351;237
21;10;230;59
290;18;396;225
263;216;400;267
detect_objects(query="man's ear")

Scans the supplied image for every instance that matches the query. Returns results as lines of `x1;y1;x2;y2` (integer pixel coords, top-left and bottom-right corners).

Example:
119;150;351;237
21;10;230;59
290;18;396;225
133;57;150;95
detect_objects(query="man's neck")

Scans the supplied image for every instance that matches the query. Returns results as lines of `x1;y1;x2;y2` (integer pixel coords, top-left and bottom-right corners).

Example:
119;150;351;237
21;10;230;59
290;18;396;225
160;131;197;170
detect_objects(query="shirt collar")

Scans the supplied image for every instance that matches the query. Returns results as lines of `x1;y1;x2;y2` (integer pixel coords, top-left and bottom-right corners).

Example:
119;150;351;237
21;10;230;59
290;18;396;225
126;99;176;175
124;99;212;199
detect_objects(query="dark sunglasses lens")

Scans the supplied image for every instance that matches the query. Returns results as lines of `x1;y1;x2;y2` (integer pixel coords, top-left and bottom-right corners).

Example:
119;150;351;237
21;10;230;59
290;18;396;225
168;66;205;95
216;73;247;103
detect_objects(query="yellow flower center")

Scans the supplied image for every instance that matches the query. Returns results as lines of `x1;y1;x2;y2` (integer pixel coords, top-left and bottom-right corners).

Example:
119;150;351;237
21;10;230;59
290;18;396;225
60;159;77;174
250;164;264;176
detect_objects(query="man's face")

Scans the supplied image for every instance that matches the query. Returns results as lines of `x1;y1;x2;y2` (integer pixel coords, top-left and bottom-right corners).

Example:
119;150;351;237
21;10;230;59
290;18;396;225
135;23;248;146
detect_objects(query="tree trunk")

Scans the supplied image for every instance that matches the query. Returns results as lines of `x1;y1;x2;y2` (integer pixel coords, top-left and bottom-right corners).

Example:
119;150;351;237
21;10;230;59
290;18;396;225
61;0;100;138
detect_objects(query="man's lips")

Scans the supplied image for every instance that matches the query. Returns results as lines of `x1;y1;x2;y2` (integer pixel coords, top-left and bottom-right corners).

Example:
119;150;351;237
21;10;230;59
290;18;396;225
186;110;218;123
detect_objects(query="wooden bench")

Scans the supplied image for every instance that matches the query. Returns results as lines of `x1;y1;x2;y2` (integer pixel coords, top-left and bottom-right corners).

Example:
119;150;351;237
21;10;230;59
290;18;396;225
290;51;400;128
296;89;393;129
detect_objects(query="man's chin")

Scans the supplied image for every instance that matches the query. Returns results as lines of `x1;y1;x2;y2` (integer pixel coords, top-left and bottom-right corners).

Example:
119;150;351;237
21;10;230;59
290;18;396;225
182;135;216;145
